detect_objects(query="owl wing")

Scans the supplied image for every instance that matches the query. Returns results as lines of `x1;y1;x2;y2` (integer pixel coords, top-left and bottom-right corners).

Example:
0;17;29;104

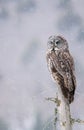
61;51;76;92
46;51;76;92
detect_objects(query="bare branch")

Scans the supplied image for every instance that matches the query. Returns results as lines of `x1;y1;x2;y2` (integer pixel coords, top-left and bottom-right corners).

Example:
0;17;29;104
57;87;72;130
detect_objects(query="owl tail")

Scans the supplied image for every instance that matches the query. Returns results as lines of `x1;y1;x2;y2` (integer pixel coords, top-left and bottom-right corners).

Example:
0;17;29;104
68;90;75;104
60;85;75;104
55;72;75;104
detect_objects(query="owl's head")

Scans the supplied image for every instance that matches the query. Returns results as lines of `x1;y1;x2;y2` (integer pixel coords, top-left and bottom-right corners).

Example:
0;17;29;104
47;35;68;51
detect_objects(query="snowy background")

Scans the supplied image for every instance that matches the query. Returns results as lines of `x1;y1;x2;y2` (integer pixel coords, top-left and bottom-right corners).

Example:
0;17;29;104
0;0;84;130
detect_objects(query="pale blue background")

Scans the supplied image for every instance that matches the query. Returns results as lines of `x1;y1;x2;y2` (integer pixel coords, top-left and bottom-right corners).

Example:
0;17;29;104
0;0;84;130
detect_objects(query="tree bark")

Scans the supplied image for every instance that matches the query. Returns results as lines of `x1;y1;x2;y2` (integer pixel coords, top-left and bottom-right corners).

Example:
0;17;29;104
57;87;72;130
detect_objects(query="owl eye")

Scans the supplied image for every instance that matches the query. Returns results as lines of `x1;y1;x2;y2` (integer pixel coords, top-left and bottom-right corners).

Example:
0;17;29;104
56;40;60;44
55;40;63;48
50;41;53;44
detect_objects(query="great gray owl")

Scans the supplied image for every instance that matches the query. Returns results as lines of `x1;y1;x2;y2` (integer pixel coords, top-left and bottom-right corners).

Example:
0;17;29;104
46;35;76;104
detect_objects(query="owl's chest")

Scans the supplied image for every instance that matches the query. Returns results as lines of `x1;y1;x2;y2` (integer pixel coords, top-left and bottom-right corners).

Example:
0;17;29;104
51;67;64;86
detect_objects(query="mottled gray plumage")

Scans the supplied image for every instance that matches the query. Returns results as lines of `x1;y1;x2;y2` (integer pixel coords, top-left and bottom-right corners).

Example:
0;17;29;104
46;35;76;103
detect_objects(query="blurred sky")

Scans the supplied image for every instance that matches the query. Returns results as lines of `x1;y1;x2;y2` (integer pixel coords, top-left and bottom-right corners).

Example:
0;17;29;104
0;0;84;130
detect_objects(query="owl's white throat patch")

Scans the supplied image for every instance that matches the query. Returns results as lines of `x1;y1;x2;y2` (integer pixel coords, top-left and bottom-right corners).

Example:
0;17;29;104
54;47;59;51
48;47;59;52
